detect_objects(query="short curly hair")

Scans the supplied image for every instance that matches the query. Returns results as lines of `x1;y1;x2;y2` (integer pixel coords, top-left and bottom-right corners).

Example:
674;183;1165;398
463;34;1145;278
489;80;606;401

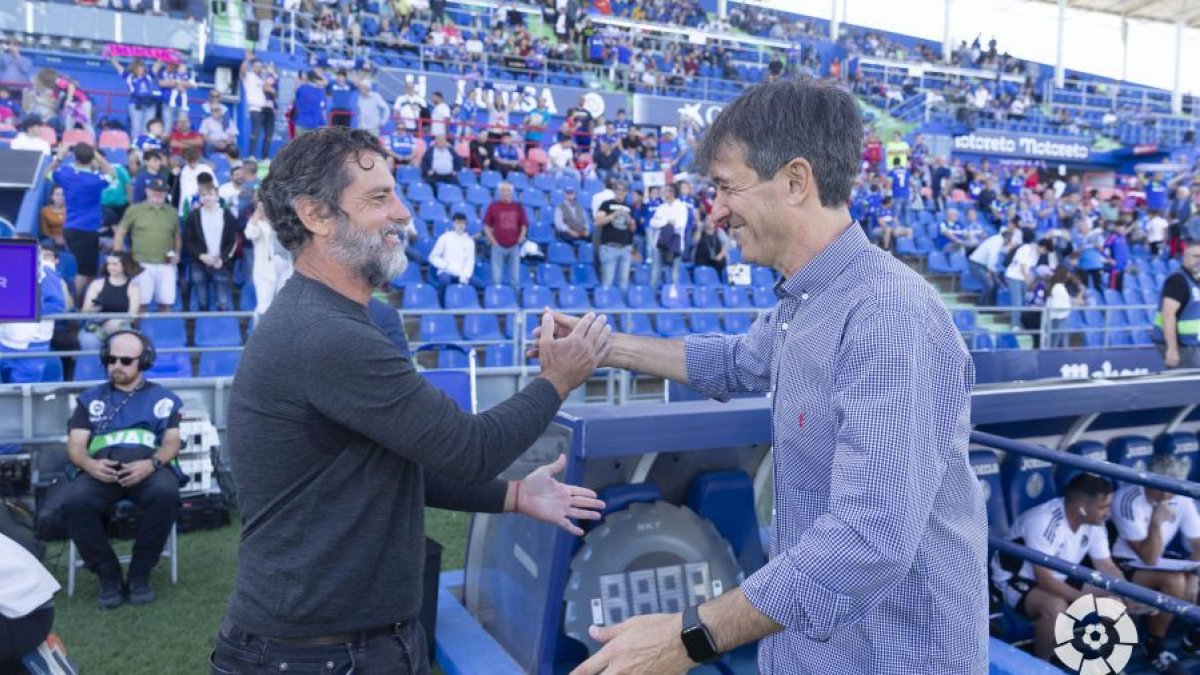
258;128;388;254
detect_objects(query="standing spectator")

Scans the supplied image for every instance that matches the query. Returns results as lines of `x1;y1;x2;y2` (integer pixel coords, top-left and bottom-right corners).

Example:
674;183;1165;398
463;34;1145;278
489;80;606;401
40;185;67;249
554;187;590;243
429;91;451;138
1168;187;1192;258
692;216;729;282
595;180;633;291
421;135;461;187
184;183;239;311
132;150;171;205
1152;241;1200;369
888;156;910;226
175;147;213;213
492;132;521;177
64;331;182;609
113;178;181;313
392;80;425;135
77;252;142;351
1045;265;1075;348
483;182;528;288
158;60;195;135
930;156;951;212
648;183;688;288
967;227;1010;306
11;116;51;156
199;104;239;155
1005;235;1048;325
111;58;158;139
547;136;578;178
219;159;259;221
241;53;270;159
167;116;203;158
1145;171;1169;214
1102;220;1130;291
354;81;390;138
429;213;476;294
99;149;133;232
327;70;355;128
47;143;115;300
523;95;550;153
0;39;33;84
293;71;327;135
244;201;293;315
1146;210;1169;258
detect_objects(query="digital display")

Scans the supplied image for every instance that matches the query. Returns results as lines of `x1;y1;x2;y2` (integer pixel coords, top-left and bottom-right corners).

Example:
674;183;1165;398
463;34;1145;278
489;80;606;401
0;239;39;322
596;562;713;625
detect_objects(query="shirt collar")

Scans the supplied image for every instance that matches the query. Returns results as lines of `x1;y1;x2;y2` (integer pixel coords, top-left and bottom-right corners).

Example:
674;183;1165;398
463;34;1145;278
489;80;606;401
774;222;871;300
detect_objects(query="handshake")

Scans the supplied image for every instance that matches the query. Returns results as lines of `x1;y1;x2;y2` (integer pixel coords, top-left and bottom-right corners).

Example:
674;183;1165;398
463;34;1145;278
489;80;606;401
531;310;614;400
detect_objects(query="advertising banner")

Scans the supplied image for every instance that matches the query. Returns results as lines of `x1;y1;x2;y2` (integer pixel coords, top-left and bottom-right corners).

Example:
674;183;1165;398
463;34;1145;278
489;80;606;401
377;68;627;120
951;129;1097;163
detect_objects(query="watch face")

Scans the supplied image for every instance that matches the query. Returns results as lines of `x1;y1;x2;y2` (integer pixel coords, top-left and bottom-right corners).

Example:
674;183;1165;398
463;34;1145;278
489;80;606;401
682;622;717;663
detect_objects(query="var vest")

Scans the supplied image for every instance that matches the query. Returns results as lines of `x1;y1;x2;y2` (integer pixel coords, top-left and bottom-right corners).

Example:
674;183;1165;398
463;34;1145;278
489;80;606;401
1153;271;1200;346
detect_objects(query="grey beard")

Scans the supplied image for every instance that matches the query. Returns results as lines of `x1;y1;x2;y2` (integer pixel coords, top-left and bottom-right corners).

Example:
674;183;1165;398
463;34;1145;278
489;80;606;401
329;215;408;287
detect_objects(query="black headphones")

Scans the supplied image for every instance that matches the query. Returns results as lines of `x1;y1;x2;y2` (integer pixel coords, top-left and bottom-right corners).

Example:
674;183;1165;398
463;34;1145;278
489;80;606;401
99;329;157;371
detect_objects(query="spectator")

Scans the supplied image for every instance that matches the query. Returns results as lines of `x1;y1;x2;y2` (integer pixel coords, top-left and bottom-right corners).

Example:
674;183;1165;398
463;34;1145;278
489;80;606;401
421;134;461;186
483;181;528;288
492;132;521;177
428;91;451;138
1102;220;1130;291
1044;265;1076;348
39;185;67;249
159;60;195;136
392;80;426;135
554;187;589;243
887;156;910;226
327;70;354;128
0;86;21;122
967;227;1011;306
175;148;213;213
99;149;133;231
167;115;203;158
132;150;171;205
241;53;271;159
78;252;142;351
0;39;33;85
47;143;115;300
523;95;550;153
1168;187;1192;258
11;116;51;156
648;183;687;288
991;474;1122;663
244;200;293;315
1153;240;1200;369
1005;234;1049;325
0;531;59;673
133;118;167;156
962;208;986;250
385;127;417;168
219;159;259;221
199;104;239;155
595;180;633;291
936;208;967;252
184;183;239;311
547;135;578;178
1110;454;1200;670
111;57;159;140
692;216;729;282
65;330;182;608
354;81;390;138
876;196;914;252
113;178;181;313
292;71;327;135
429;213;476;294
1145;210;1169;258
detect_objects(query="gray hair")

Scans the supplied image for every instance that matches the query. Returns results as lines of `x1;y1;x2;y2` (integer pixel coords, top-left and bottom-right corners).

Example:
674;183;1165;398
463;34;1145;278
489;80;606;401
696;80;862;208
258;128;387;254
1149;454;1190;481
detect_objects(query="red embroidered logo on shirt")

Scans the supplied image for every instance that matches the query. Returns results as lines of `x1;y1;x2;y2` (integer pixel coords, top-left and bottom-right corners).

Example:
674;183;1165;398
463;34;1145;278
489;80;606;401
797;412;806;429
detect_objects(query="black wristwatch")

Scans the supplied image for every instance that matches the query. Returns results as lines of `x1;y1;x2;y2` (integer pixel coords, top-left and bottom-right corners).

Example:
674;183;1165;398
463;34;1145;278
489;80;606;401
680;603;720;665
151;457;163;470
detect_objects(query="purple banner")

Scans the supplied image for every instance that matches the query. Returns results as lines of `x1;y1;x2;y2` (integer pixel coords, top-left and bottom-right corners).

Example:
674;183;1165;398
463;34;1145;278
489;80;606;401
0;240;39;322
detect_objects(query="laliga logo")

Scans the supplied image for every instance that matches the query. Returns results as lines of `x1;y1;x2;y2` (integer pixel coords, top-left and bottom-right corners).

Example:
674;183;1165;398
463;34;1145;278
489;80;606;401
1054;594;1137;673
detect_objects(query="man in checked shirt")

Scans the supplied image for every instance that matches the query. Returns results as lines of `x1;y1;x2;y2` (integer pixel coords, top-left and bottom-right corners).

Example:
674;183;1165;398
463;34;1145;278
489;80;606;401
539;81;989;674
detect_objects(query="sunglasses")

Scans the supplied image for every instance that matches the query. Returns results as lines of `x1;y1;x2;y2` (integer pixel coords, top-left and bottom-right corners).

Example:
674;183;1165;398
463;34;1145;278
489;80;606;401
103;356;139;366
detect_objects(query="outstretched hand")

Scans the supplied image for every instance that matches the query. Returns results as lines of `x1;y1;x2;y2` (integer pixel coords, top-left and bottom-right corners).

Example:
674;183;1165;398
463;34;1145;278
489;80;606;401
515;454;605;536
527;310;585;360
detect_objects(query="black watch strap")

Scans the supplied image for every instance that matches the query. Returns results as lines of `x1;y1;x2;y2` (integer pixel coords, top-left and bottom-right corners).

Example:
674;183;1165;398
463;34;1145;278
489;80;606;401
680;603;720;664
151;457;163;470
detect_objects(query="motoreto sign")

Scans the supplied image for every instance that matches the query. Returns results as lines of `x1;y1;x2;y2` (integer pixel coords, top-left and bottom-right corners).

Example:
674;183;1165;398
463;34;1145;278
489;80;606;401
952;131;1092;161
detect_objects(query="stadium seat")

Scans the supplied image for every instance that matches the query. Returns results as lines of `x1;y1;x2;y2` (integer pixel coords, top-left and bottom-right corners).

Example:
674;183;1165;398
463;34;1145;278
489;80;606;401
659;284;690;309
723;286;752;309
691;286;721;308
436;184;465;205
723;314;753;334
1155;432;1200;482
996;333;1020;350
438;350;470;369
420;315;462;341
198;352;241;377
397;166;421;185
140;318;187;348
751;286;775;308
626;285;655;309
971;333;995;351
620;313;656;337
73;356;107;382
655;313;690;338
480;170;502;189
463;312;504;340
467;184;492;207
528;222;555;245
444;284;480;309
969;450;1007;534
535;263;569;289
484;285;518;309
484;343;515;367
402;284;439;309
689;313;721;334
569;263;599;289
691;266;721;288
1108;436;1155;481
952;310;976;333
547;241;576;265
407;182;434;203
557;285;591;310
630;264;652;287
146;352;193;379
521;285;553;308
1000;450;1057;523
391;262;423;288
193;317;242;347
1056;441;1107;494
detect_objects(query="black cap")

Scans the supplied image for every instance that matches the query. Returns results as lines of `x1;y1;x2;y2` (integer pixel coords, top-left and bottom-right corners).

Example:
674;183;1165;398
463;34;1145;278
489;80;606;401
146;177;169;192
18;114;42;131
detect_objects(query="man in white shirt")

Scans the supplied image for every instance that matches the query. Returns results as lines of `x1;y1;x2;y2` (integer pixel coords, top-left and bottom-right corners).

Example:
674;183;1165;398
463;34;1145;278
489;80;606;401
1146;210;1169;257
429;91;451;139
1111;454;1200;668
199;104;238;155
991;474;1124;662
240;55;269;159
1005;234;1049;325
176;147;214;216
0;532;59;671
547;136;579;178
10;116;51;156
429;213;476;296
392;81;425;134
648;184;689;288
967;227;1011;306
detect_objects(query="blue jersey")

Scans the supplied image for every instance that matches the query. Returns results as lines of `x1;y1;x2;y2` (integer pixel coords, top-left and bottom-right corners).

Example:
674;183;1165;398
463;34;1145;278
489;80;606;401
495;143;520;163
134;134;164;153
389;133;416;160
613;119;631;136
327;81;355;111
866;192;883;217
68;381;183;464
889;167;910;199
124;71;159;106
1145;180;1168;211
53;164;109;233
967;180;983;200
164;67;193;109
1005;174;1024;196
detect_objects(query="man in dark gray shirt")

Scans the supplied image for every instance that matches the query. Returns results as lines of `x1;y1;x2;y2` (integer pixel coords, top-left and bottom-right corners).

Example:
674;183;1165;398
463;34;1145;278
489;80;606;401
212;128;610;675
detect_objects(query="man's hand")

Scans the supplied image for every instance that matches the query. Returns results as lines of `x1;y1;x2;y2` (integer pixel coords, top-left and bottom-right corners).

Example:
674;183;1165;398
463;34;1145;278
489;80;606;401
117;459;155;488
515;454;604;536
537;310;611;399
1151;500;1175;527
527;311;583;360
84;458;121;483
569;613;694;675
1165;347;1181;369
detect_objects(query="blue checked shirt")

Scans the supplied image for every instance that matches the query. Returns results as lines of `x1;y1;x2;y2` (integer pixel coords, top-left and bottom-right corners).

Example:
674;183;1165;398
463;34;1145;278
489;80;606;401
684;224;989;674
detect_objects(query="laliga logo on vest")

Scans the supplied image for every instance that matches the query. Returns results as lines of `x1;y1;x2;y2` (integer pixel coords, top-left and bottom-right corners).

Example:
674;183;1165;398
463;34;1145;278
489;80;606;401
1054;593;1138;674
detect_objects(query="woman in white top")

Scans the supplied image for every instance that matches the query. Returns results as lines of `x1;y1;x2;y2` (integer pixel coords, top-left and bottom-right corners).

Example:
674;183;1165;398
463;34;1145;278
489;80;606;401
243;202;294;316
1004;233;1045;325
0;533;59;669
1045;265;1079;348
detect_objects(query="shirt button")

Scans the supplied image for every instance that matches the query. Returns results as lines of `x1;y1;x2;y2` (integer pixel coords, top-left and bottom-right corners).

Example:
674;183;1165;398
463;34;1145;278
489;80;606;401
781;322;788;331
801;293;810;301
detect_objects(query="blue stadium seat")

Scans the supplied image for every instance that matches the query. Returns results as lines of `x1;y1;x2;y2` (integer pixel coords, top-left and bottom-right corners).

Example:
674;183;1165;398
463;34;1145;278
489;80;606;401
407;182;434;203
193;317;242;347
484;285;518;309
996;333;1020;350
723;314;753;334
750;267;775;287
407;236;435;264
438;349;470;369
140;318;187;348
1155;432;1200;482
420;315;462;341
751;286;775;308
467;184;492;208
198;351;241;377
528;222;555;245
689;313;721;334
685;470;766;575
691;286;721;308
419;201;447;222
403;284;440;309
626;285;655;309
535;263;569;289
593;286;626;309
691;266;721;287
521;285;553;308
971;333;995;351
547;241;576;265
926;251;953;274
969;450;1007;534
1056;441;1107;494
659;284;690;309
391;261;423;287
444;284;480;309
1108;436;1155;483
570;263;599;289
508;173;529;190
457;169;478;187
952;310;976;333
146;352;193;379
655;313;690;338
397;166;421;185
723;286;752;309
437;184;465;205
73;356;107;382
620;313;656;337
1000;451;1057;523
480;170;502;189
484;343;515;367
463;312;504;341
557;285;591;310
575;241;594;263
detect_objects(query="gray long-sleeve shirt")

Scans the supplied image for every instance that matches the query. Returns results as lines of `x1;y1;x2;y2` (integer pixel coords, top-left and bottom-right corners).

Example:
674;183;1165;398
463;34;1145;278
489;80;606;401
225;272;561;637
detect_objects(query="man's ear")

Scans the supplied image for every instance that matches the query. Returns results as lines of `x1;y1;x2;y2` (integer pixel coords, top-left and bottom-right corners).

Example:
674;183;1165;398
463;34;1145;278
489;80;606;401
784;157;815;207
294;196;332;238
